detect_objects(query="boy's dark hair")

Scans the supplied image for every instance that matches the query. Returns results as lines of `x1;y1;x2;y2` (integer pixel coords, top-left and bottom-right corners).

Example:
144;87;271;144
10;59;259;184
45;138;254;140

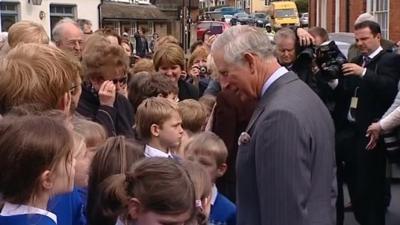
354;20;381;36
128;72;178;112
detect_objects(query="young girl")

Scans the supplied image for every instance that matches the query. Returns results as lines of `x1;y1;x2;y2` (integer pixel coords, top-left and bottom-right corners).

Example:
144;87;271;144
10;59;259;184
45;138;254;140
97;157;196;225
0;115;75;225
182;160;212;225
87;136;145;225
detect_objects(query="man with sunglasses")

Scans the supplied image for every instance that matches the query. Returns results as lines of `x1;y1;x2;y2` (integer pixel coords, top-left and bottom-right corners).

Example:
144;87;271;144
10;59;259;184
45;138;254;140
77;34;134;137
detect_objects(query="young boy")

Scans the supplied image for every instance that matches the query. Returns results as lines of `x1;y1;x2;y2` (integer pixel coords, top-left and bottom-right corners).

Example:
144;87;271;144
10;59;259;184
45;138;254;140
128;72;179;113
176;99;207;156
184;131;236;225
135;97;183;158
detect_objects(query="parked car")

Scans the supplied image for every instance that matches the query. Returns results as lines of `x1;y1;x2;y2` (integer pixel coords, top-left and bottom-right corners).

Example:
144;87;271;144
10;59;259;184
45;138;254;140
214;7;243;16
300;12;309;27
250;13;270;27
230;12;252;25
222;15;233;24
196;21;230;40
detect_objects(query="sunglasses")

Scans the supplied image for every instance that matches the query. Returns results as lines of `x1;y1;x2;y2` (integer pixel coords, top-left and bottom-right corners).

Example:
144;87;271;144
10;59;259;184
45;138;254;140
112;76;128;85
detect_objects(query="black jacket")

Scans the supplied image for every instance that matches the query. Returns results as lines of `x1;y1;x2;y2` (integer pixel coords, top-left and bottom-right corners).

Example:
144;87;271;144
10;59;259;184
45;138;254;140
77;83;134;137
178;79;199;100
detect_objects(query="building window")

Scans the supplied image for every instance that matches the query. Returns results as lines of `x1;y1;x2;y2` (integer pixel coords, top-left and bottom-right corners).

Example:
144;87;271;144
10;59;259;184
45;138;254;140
368;0;389;39
50;4;76;32
218;0;225;6
0;2;19;32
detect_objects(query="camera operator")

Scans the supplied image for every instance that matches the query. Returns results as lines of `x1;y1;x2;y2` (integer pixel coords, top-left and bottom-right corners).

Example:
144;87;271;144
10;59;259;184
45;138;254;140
274;28;334;104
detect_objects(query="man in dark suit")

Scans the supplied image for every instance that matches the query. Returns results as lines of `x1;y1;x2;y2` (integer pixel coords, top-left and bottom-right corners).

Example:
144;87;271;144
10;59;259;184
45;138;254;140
211;25;337;225
340;20;400;225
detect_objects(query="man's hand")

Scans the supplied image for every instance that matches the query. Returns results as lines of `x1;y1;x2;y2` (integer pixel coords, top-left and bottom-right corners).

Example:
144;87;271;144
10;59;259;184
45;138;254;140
342;63;364;76
98;80;116;107
296;28;315;46
366;122;382;150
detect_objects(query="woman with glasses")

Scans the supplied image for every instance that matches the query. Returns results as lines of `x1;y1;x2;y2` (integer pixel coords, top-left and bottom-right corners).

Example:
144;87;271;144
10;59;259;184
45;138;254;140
77;33;134;137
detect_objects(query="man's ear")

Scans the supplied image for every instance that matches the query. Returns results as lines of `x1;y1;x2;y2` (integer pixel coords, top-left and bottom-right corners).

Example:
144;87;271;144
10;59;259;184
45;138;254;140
376;33;381;41
217;163;227;177
40;170;54;191
59;92;72;115
150;124;160;137
243;52;256;74
127;198;142;220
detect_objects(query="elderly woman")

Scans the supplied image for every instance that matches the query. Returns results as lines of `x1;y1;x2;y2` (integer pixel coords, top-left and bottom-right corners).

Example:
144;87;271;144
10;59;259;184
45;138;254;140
77;34;134;137
153;43;199;100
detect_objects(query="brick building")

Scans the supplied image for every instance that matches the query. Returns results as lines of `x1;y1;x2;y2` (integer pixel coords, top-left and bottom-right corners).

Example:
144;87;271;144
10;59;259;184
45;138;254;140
309;0;400;42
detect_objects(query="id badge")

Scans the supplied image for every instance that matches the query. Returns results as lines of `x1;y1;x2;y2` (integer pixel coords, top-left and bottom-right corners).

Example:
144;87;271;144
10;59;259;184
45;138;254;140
351;97;358;109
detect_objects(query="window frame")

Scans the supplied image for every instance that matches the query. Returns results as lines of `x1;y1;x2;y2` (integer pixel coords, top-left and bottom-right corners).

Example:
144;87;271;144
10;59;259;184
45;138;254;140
0;2;19;32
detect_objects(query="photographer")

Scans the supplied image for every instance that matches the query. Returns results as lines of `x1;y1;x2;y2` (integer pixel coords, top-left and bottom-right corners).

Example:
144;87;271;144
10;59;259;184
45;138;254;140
274;28;333;104
188;46;212;96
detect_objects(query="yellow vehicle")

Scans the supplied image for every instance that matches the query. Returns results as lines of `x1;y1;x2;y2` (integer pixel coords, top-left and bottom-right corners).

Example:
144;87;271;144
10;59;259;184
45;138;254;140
269;1;300;30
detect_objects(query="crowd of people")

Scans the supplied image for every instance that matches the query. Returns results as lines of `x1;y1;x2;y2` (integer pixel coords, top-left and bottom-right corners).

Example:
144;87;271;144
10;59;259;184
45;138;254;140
0;11;399;225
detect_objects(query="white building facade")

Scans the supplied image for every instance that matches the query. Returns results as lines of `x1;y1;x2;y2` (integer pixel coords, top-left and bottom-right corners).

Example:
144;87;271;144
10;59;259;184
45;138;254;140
0;0;100;36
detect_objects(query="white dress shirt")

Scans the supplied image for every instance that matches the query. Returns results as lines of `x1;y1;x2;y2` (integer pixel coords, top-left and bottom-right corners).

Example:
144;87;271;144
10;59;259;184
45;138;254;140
261;67;289;96
210;184;218;206
144;144;173;158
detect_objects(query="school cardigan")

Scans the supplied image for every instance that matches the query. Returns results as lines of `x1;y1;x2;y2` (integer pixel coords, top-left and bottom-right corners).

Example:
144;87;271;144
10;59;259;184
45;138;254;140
209;191;237;225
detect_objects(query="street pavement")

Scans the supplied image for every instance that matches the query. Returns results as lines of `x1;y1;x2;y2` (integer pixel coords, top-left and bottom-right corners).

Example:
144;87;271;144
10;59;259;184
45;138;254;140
344;179;400;224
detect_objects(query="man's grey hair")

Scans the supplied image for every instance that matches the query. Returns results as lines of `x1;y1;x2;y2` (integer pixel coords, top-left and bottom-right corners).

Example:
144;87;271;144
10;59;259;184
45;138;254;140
52;18;81;43
274;28;297;44
211;25;274;64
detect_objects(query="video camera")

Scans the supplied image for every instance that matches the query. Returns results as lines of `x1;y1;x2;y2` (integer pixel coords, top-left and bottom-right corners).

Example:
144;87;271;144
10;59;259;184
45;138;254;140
315;40;348;81
296;40;347;82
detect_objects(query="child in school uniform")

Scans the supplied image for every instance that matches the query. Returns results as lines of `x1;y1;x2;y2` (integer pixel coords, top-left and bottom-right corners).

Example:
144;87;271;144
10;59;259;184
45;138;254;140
135;97;183;158
182;160;212;225
0;115;75;225
87;136;144;225
97;157;196;225
177;99;208;156
48;124;105;225
184;132;237;225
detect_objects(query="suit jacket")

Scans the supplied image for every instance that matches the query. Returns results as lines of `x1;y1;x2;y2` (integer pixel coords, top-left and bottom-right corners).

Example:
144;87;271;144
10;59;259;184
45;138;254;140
348;50;399;134
236;71;337;225
336;48;400;225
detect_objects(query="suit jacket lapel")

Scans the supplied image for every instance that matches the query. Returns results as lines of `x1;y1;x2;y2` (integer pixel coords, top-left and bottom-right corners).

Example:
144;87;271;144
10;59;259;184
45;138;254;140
245;71;298;133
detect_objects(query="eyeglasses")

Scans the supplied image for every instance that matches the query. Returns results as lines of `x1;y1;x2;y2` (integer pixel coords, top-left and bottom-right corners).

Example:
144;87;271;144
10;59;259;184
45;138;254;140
112;76;128;85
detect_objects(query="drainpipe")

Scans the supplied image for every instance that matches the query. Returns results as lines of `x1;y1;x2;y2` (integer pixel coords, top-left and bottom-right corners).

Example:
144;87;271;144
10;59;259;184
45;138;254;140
98;0;104;29
345;0;350;32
